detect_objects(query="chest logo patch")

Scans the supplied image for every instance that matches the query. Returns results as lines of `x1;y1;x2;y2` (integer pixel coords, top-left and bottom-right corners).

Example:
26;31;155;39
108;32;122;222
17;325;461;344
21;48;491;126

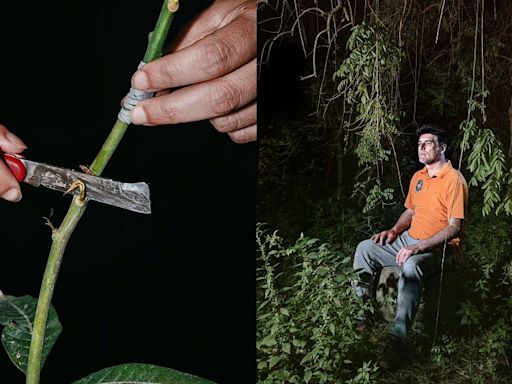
415;179;423;192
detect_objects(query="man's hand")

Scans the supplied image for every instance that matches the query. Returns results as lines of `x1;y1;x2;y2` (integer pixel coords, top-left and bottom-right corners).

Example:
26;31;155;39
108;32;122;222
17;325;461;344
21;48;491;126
396;244;422;266
129;0;256;144
371;229;398;246
0;124;27;202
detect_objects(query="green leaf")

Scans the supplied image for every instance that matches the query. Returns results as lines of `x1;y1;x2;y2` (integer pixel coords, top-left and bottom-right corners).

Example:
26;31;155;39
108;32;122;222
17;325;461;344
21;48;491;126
260;334;277;346
73;363;215;384
0;294;62;374
268;355;281;369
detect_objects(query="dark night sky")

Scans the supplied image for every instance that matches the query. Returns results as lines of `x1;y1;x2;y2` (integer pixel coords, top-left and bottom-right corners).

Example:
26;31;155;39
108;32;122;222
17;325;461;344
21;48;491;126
0;1;255;383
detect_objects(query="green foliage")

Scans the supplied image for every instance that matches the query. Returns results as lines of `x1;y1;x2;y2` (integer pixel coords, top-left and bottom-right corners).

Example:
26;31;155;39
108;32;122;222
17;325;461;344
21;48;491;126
462;205;512;267
430;335;457;367
255;202;512;383
256;225;377;383
0;294;62;374
446;206;512;381
466;128;505;216
353;181;394;214
334;22;403;167
309;199;375;246
459;96;487;153
457;301;481;327
455;206;512;334
478;319;512;380
345;360;379;384
332;22;405;220
458;94;512;216
72;363;215;384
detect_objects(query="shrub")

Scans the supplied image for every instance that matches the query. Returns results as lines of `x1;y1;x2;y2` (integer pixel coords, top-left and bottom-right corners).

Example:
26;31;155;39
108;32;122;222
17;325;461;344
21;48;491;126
256;224;378;383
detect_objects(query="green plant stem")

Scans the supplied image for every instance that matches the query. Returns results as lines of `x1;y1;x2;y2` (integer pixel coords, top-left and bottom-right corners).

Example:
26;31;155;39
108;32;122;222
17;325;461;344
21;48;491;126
144;0;177;63
26;201;86;384
25;2;177;383
90;119;129;175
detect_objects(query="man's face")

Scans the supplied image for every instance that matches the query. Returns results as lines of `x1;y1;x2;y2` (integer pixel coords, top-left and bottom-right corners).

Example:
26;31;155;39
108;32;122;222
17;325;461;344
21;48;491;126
417;133;445;165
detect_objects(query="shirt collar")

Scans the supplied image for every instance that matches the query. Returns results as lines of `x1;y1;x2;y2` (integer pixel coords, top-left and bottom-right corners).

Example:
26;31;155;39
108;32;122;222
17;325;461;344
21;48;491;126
419;160;452;178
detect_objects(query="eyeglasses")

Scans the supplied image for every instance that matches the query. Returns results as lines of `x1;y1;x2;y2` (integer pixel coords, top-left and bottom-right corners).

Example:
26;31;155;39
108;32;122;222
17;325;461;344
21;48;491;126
417;140;436;149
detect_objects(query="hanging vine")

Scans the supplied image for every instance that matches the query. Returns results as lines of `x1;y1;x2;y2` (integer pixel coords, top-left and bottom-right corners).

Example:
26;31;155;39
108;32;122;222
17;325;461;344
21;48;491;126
334;22;403;167
333;21;403;213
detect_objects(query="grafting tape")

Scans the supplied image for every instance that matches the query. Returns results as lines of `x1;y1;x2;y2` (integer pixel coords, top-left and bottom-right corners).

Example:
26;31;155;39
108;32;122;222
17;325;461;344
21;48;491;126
117;61;153;124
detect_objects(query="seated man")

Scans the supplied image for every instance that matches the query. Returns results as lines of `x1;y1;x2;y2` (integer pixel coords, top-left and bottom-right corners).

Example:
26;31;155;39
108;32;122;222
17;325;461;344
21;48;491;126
352;124;468;367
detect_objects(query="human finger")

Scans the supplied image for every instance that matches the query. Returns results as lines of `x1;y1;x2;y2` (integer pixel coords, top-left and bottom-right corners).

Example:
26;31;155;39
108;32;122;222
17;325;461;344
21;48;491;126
0;125;27;202
168;0;254;53
396;249;403;265
227;124;256;144
400;249;412;265
379;232;388;246
0;124;27;154
386;232;396;244
132;10;255;91
210;102;256;133
155;90;171;97
0;160;22;202
131;59;256;125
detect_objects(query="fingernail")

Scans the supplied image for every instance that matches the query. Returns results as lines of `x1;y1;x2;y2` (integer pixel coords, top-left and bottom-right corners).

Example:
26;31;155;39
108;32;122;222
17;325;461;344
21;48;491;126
132;71;149;90
131;106;147;125
2;188;22;202
6;131;27;149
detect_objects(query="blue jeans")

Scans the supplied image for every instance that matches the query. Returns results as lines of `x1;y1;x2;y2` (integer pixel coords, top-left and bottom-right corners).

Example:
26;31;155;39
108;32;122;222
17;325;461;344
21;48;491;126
353;231;450;338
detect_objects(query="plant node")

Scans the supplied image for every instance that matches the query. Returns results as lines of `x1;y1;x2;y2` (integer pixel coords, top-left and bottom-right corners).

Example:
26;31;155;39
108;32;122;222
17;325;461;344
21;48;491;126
168;0;179;13
64;180;86;202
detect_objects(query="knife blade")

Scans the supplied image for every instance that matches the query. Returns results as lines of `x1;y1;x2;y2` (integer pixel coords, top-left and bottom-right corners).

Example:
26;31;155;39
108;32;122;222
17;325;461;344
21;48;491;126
2;153;151;214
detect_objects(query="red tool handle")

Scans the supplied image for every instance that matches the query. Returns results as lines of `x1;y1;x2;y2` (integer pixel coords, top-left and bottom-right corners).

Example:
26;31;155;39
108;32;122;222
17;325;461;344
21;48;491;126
2;153;27;182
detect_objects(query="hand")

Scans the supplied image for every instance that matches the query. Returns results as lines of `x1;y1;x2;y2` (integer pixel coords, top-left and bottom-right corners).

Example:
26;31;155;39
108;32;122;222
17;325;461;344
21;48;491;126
129;0;256;144
0;124;27;202
395;244;421;266
371;229;398;246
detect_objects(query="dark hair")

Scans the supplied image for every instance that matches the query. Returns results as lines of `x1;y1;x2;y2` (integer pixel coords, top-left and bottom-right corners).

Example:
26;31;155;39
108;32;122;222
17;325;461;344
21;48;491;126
416;124;449;147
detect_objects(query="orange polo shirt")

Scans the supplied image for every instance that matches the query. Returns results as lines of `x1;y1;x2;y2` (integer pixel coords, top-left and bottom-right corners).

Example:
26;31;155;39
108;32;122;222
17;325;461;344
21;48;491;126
404;161;468;249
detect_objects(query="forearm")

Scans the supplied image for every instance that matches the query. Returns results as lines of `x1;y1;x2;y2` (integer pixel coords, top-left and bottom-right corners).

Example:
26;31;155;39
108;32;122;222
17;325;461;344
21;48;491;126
417;223;460;252
390;209;414;234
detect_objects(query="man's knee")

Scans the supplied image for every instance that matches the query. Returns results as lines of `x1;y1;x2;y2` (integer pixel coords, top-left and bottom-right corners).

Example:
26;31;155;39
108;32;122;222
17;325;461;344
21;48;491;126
353;239;377;270
401;257;423;278
356;239;376;254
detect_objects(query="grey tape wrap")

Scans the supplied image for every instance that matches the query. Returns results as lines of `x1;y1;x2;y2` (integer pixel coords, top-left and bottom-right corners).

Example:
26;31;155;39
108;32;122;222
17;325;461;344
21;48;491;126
118;61;153;124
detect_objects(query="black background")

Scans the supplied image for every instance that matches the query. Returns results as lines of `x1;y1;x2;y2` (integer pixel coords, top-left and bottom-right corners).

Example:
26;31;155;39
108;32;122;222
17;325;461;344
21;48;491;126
0;1;255;383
